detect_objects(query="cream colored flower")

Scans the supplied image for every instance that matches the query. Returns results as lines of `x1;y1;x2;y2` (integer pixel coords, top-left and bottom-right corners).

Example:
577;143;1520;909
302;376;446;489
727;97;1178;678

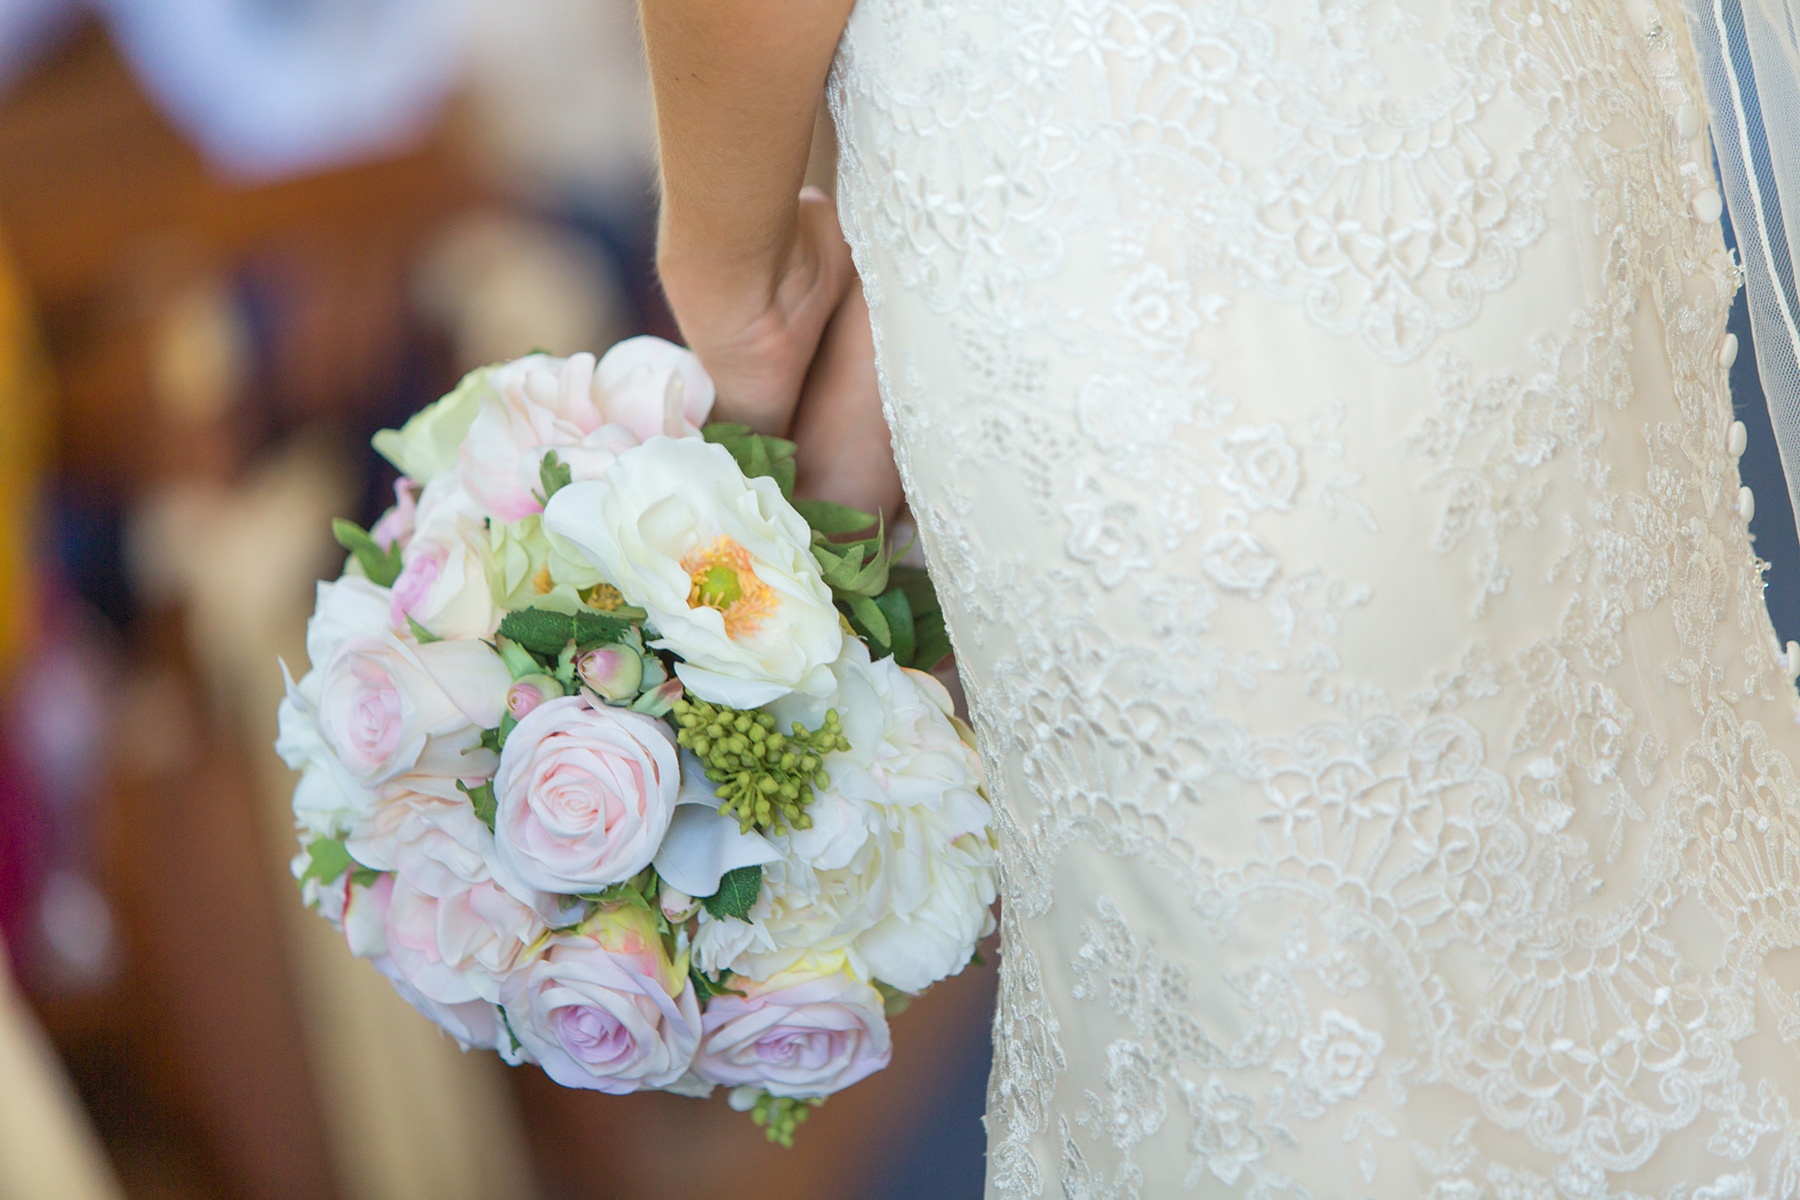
543;437;842;708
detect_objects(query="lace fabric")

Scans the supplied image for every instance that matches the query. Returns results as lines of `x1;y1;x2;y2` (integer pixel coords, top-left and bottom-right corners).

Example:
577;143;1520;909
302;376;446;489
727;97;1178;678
830;0;1800;1194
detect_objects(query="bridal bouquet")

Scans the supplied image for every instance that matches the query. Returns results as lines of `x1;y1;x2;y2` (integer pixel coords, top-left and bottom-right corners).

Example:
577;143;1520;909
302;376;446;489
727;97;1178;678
275;340;996;1142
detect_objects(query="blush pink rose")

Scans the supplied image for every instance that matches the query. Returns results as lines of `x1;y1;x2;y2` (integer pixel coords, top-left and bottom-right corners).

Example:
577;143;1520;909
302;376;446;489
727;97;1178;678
369;478;418;551
386;478;498;639
312;635;511;786
491;696;679;894
456;342;714;523
384;816;550;1005
693;959;892;1097
372;955;508;1055
499;907;700;1092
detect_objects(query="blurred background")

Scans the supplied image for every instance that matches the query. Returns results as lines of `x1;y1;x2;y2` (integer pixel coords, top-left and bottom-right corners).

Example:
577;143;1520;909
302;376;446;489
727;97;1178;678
0;3;993;1198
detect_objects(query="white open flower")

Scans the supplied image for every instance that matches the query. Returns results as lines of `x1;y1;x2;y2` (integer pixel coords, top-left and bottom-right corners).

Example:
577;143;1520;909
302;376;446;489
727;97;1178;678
692;642;998;990
543;437;842;708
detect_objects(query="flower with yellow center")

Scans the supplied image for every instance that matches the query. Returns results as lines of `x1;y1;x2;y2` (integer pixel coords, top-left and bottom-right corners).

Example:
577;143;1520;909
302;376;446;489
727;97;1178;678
683;536;776;638
543;437;842;708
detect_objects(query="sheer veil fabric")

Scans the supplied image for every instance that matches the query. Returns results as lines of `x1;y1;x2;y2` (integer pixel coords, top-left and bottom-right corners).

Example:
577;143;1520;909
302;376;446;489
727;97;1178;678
831;0;1800;1193
1688;0;1800;559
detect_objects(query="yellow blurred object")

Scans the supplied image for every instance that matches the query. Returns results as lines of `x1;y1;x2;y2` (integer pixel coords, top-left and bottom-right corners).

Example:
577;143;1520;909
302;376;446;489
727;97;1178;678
0;939;126;1200
0;233;48;684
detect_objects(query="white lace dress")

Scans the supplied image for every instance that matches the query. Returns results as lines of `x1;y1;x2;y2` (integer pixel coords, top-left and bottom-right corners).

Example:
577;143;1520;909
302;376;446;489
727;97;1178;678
830;0;1800;1194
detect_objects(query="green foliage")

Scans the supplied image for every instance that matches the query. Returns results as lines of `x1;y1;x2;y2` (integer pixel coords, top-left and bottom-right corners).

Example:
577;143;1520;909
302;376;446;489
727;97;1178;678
874;981;914;1018
497;606;631;658
495;637;540;680
534;450;573;505
477;708;520;756
811;525;894;599
298;838;380;890
886;565;952;669
458;779;498;831
701;864;764;922
332;518;402;588
702;423;797;498
790;498;878;536
580;871;661;921
840;564;952;670
688;966;746;1003
405;614;442;644
749;1093;824;1147
671;698;852;834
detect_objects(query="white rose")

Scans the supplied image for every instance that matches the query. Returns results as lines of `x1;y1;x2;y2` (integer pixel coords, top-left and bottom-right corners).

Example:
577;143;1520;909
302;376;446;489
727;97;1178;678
693;643;998;990
543;437;842;708
279;576;395;836
386;477;500;640
455;342;715;523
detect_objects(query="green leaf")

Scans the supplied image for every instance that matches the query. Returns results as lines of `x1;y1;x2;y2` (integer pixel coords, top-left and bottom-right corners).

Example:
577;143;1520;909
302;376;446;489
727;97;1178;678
580;879;656;917
817;542;869;589
690;967;747;1003
405;614;442;644
886;564;942;619
495;637;539;680
839;541;892;597
299;838;355;887
872;586;915;666
884;564;950;667
458;779;498;831
497;607;631;657
701;424;798;499
792;498;878;537
332;518;403;588
537;450;573;504
701;864;764;921
911;609;953;670
478;726;503;755
848;593;891;650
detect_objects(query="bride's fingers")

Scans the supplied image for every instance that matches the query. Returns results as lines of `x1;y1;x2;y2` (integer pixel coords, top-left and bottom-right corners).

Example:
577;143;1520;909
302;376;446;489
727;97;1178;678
792;280;904;523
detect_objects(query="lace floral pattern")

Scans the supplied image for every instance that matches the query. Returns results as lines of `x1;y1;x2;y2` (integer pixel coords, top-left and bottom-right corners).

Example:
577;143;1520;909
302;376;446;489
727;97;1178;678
830;0;1800;1192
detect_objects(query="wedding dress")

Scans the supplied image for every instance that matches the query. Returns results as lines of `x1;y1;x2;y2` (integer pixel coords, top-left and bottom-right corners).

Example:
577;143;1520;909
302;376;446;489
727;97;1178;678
828;0;1800;1194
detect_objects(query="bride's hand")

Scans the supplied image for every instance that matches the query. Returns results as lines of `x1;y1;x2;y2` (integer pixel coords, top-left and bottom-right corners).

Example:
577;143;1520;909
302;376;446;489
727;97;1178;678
658;187;855;437
790;279;905;524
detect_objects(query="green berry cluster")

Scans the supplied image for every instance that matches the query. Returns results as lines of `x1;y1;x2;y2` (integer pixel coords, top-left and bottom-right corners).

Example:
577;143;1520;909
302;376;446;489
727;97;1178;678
751;1093;824;1147
670;698;851;834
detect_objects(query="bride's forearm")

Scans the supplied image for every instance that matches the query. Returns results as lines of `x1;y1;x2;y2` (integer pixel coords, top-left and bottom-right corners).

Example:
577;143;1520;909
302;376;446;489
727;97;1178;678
640;0;854;292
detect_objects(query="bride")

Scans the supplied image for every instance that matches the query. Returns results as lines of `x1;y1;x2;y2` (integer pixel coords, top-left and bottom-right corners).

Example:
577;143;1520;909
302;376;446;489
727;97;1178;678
641;0;1800;1193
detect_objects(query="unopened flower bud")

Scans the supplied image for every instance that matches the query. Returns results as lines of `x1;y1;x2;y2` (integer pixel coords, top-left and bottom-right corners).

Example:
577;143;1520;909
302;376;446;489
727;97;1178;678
630;678;685;718
506;674;562;721
578;646;643;702
660;882;700;924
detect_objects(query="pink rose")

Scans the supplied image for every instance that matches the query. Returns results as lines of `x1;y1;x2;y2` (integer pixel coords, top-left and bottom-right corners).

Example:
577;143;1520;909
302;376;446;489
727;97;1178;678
456;342;714;522
500;907;700;1092
384;817;548;1004
369;478;418;551
492;695;679;893
387;478;498;639
372;955;507;1055
693;960;892;1097
313;635;511;786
